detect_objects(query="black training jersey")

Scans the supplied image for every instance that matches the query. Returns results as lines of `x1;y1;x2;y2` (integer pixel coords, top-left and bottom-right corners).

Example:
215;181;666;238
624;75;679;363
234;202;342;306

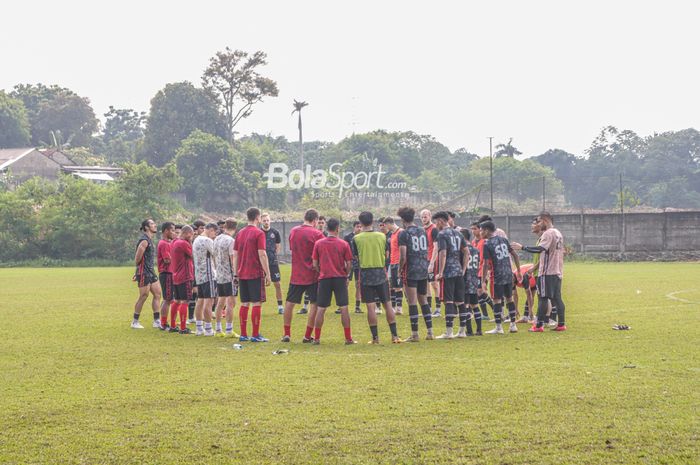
385;230;393;266
437;227;466;279
344;232;359;270
398;225;429;281
482;235;514;285
136;233;156;277
464;243;480;294
262;227;281;265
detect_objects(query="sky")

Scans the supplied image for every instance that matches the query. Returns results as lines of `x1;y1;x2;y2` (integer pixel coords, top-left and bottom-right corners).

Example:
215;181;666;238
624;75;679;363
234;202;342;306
1;0;698;157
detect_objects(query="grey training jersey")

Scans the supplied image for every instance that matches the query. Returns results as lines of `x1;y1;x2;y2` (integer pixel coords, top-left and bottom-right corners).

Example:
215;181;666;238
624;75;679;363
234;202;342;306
464;243;480;294
437;227;466;279
398;225;429;281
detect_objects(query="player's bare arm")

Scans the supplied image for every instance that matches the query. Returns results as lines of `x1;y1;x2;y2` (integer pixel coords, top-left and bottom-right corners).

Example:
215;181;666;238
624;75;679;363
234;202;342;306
134;241;147;266
258;250;271;286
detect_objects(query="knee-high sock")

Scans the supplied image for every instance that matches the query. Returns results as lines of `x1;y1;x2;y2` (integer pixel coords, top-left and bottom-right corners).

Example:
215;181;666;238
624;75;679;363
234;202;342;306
537;298;548;328
420;303;433;329
473;307;483;332
395;290;403;308
251;305;261;337
179;303;187;330
445;303;456;328
239;306;249;336
169;301;179;328
493;303;503;324
409;304;419;332
458;303;468;328
466;307;474;334
507;301;517;323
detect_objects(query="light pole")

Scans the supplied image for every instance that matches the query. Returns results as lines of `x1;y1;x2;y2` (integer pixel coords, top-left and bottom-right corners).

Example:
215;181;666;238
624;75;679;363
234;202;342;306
488;136;494;211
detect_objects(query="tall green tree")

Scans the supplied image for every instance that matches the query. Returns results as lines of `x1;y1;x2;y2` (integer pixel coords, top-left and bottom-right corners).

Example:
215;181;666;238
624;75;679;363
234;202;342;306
141;82;227;166
202;48;279;142
291;100;308;168
494;138;523;158
0;91;31;147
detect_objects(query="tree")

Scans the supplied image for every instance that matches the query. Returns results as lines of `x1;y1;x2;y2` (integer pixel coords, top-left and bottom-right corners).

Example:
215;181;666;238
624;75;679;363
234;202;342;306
141;82;227;166
202;48;279;142
11;83;98;147
494;138;523;158
291;100;308;168
0;91;31;147
175;130;250;209
103;106;146;143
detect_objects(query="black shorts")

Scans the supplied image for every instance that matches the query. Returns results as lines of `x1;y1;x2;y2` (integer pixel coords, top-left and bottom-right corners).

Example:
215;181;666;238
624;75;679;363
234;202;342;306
348;268;359;281
286;283;317;304
217;281;238;297
239;278;266;303
538;275;562;299
406;279;428;296
361;281;390;304
269;263;281;283
493;283;513;300
388;264;402;288
441;276;465;303
173;281;193;301
317;277;349;308
135;273;157;287
159;272;173;300
190;280;198;300
197;281;217;299
465;293;478;305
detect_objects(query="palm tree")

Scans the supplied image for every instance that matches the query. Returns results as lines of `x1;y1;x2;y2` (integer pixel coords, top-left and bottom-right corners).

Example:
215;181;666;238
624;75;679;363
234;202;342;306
291;100;308;169
494;138;523;158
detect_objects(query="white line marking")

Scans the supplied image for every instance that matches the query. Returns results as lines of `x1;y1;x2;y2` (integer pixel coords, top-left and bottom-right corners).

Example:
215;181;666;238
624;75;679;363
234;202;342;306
665;289;700;305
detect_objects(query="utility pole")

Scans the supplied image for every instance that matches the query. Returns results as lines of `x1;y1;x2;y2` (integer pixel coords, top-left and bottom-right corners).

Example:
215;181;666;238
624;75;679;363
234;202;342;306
488;137;494;212
542;176;546;212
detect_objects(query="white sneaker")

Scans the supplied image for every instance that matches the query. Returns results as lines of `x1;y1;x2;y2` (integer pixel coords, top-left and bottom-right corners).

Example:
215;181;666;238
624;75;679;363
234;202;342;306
548;319;558;327
131;321;144;329
187;318;196;324
376;308;383;315
509;323;518;333
204;330;215;337
485;326;504;334
456;329;467;338
195;329;205;336
436;332;454;339
152;320;162;329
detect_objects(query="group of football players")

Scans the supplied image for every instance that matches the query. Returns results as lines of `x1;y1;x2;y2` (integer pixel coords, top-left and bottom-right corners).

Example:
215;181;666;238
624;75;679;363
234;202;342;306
131;206;566;344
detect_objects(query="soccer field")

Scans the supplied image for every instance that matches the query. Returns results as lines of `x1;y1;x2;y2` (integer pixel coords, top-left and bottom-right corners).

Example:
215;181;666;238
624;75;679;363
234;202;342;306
1;263;698;465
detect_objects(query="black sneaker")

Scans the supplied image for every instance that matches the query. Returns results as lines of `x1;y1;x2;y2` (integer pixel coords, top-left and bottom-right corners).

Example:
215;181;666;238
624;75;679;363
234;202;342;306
179;328;192;334
160;324;170;331
169;327;180;333
334;308;342;314
297;308;308;314
311;340;320;345
302;337;314;343
280;335;290;342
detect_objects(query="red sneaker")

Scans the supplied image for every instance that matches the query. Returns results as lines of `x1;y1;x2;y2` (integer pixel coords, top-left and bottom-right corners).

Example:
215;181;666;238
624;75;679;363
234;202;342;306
552;325;567;332
528;325;544;332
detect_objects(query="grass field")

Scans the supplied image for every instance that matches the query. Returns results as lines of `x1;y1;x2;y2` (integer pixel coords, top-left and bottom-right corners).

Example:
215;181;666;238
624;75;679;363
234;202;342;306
1;263;698;464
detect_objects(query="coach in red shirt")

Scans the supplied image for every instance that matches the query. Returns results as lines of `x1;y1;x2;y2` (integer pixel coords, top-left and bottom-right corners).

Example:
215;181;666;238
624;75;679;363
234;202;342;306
311;218;355;345
281;209;325;343
232;207;271;342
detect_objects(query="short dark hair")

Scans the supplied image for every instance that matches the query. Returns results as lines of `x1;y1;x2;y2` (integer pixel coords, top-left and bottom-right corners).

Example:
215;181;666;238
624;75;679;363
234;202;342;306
470;221;480;228
140;219;153;232
161;221;175;233
539;211;553;222
383;217;395;225
460;228;471;242
432;211;449;222
224;218;237;231
247;207;261;221
216;220;225;226
447;211;457;219
480;220;495;232
352;220;361;227
397;207;415;223
193;220;206;228
304;209;319;222
358;211;373;227
326;218;340;232
377;217;385;224
318;215;326;222
205;222;218;231
174;224;184;230
478;215;492;223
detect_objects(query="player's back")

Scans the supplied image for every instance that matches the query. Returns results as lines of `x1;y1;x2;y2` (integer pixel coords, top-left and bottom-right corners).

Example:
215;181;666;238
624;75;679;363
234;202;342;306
289;224;323;284
484;235;513;285
234;225;265;279
401;225;428;280
353;231;386;269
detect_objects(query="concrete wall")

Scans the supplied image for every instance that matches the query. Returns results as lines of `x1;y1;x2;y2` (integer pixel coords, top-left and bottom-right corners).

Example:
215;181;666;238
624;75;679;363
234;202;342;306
270;211;700;261
6;150;62;184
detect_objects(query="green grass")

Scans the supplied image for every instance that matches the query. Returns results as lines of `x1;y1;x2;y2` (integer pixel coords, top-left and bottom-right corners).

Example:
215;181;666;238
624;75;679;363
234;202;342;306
1;263;698;465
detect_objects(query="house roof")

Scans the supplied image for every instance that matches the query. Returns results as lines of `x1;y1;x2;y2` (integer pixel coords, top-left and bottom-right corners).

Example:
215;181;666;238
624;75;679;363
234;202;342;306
73;172;115;182
0;148;36;170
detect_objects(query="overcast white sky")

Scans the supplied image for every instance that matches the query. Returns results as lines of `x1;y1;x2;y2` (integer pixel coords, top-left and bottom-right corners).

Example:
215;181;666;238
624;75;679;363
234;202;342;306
1;0;698;157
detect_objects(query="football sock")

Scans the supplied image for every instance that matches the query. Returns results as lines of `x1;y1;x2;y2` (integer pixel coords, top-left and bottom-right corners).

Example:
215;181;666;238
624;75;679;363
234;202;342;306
458;303;468;329
169;302;178;328
389;322;398;337
161;307;169;327
226;322;233;333
178;303;187;330
216;322;222;332
277;299;283;307
239;306;249;336
395;290;403;308
196;320;203;332
445;303;455;328
420;303;433;329
474;307;483;332
536;298;548;328
355;300;361;310
251;305;261;337
479;300;489;319
466;308;474;334
188;296;196;319
485;295;494;308
344;327;352;340
284;325;291;337
524;302;530;317
153;311;160;322
555;301;565;326
435;297;442;310
303;294;310;308
427;296;433;309
551;306;558;321
204;322;212;331
409;304;419;332
390;290;396;307
507;301;517;323
132;313;140;322
369;325;379;340
304;325;314;339
494;303;503;324
314;327;321;341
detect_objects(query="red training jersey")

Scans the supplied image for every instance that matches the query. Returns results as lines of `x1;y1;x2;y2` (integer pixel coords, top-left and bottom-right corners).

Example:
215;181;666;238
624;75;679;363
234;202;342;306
233;225;266;280
312;236;353;280
390;228;402;265
289;224;324;285
171;239;194;285
157;239;172;273
425;223;437;261
475;238;485;278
